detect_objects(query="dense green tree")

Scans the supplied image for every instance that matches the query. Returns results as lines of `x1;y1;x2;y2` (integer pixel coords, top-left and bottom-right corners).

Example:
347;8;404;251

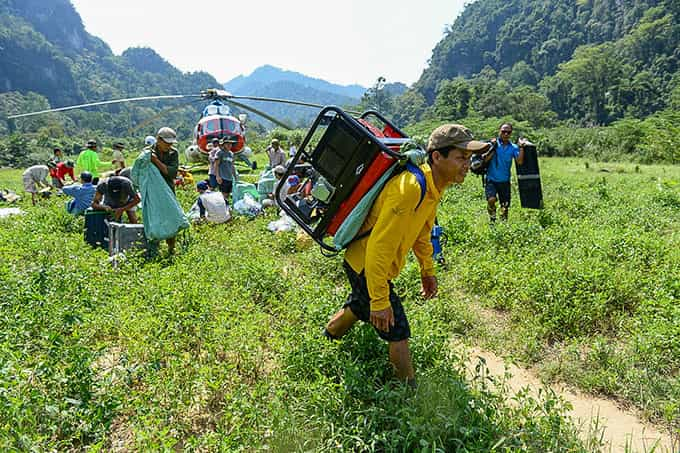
391;90;428;126
499;61;540;87
405;0;679;127
432;78;472;120
506;86;557;127
358;77;395;115
547;43;623;125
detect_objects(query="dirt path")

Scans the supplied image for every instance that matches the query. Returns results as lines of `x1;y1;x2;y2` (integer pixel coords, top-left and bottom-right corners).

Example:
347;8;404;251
457;345;677;452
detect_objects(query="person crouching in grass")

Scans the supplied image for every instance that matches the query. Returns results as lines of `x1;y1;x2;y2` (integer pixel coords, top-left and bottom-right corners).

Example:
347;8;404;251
91;175;140;223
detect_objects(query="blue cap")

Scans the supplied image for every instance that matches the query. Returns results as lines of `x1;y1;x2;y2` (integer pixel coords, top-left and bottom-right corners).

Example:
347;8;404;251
196;180;209;191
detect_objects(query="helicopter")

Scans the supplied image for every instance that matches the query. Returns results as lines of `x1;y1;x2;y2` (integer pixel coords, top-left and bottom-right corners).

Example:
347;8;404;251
7;88;328;165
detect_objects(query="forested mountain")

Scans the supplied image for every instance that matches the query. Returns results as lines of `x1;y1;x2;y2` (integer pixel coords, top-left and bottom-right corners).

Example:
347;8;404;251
0;0;222;138
224;65;366;127
389;0;680;129
228;80;361;128
225;65;366;99
1;0;679;165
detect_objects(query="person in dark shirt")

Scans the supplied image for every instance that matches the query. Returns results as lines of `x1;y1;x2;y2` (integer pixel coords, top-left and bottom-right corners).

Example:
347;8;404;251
150;126;180;253
215;136;237;200
92;175;140;223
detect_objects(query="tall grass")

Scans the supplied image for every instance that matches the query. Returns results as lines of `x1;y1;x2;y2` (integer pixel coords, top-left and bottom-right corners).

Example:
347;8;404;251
1;156;678;449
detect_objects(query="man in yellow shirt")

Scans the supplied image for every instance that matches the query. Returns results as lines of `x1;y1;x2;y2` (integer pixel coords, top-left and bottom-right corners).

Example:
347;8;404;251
324;124;490;385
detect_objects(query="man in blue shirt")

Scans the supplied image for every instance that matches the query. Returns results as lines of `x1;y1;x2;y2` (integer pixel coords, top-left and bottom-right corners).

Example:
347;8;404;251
483;123;526;222
62;171;97;216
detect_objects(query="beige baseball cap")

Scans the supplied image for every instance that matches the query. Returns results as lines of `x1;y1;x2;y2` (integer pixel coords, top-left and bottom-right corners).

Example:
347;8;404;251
427;124;488;152
157;127;177;144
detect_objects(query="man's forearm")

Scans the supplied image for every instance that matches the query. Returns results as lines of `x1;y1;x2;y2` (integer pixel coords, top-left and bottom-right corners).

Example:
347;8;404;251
154;160;168;176
121;195;141;211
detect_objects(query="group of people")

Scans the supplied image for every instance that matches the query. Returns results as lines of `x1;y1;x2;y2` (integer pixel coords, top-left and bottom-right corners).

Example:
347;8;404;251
21;127;182;253
187;137;290;224
19;120;529;386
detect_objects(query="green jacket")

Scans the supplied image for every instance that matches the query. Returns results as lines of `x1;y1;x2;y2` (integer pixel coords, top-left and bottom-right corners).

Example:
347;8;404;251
75;149;103;177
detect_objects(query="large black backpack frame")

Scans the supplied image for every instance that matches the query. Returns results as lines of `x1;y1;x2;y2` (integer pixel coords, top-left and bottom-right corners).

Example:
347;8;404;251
276;107;412;252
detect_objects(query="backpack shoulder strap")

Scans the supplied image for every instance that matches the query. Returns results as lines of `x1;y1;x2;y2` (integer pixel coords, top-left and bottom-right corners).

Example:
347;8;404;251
341;162;427;250
405;162;426;210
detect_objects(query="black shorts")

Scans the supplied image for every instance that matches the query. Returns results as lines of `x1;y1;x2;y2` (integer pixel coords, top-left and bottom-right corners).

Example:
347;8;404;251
218;179;233;194
342;261;410;342
485;180;511;205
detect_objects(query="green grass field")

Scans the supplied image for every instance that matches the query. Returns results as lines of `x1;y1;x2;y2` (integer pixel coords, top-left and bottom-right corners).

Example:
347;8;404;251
0;157;678;451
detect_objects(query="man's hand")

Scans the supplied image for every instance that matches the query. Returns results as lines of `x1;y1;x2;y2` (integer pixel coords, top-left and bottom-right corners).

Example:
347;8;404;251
370;307;395;332
421;275;438;299
216;176;223;185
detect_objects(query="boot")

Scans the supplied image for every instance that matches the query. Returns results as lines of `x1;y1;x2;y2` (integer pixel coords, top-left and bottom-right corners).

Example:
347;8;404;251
500;205;508;221
488;205;496;223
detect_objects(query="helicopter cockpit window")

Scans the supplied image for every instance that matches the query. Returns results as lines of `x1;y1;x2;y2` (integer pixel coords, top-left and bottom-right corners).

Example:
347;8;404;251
204;119;220;133
221;118;241;133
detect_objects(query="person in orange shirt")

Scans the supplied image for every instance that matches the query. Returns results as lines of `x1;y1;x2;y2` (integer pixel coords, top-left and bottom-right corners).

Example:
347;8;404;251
324;124;490;387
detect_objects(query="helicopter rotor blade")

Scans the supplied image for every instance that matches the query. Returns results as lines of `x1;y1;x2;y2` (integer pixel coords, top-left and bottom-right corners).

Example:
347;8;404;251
201;89;360;115
7;94;201;119
225;99;295;130
227;95;325;110
225;95;360;115
126;98;204;135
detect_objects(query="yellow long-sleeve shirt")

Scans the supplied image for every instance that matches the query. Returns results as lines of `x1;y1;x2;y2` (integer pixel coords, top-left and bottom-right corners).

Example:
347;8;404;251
344;163;441;311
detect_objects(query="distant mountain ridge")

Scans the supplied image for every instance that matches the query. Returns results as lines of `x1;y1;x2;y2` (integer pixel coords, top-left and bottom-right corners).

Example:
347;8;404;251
223;65;368;126
225;65;366;100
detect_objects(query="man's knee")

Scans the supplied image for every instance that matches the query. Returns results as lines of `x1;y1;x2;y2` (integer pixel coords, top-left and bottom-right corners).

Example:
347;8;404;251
487;196;497;205
326;307;357;338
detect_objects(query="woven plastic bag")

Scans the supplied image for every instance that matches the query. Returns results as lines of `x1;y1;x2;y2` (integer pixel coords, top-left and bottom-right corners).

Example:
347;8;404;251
131;150;189;240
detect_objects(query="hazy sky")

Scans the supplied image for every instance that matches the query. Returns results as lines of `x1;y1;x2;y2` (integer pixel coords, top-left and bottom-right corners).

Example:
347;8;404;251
70;0;467;88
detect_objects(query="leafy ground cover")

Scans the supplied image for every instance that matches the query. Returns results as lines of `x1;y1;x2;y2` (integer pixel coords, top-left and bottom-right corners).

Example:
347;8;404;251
0;157;677;450
433;158;680;434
